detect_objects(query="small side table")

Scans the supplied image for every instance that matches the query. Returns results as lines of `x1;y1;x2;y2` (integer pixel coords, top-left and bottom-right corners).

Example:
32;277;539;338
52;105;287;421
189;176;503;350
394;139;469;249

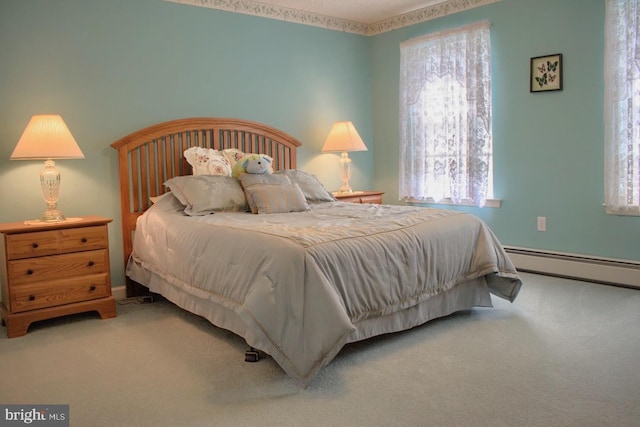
0;216;117;338
333;191;384;204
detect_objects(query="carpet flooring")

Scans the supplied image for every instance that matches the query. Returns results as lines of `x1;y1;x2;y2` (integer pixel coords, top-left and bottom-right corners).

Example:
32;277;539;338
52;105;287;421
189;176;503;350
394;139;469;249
1;272;639;427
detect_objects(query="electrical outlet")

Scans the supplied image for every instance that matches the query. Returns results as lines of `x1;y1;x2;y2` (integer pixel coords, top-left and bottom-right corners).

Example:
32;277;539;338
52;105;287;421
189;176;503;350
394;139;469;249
537;216;547;232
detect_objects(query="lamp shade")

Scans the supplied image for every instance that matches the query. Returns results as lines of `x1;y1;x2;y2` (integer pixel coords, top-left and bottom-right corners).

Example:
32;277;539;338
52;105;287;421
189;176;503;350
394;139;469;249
321;121;367;153
11;115;84;160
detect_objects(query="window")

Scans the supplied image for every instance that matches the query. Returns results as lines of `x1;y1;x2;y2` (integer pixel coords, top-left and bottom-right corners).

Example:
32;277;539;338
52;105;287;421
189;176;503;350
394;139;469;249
604;0;640;215
399;21;493;207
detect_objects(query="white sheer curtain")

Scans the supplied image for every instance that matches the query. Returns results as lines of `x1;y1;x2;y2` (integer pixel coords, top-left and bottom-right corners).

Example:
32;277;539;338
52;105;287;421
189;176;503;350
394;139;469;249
604;0;640;215
399;21;492;207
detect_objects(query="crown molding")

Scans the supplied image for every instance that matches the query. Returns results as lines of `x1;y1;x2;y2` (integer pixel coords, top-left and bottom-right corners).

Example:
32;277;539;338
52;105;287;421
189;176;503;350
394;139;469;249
367;0;500;35
164;0;502;35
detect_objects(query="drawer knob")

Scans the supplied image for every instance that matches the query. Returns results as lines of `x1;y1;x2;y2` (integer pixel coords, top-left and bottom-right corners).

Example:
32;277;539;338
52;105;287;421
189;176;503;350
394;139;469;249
89;285;97;292
28;295;36;301
32;243;39;249
88;261;95;267
81;237;88;243
26;269;34;275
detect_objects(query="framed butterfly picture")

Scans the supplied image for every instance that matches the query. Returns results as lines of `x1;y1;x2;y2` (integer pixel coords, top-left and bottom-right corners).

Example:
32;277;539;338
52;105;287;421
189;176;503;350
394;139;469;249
530;53;563;92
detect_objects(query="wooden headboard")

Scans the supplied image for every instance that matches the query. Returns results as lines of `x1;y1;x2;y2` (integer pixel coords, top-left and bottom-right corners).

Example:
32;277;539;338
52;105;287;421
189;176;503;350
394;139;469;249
111;117;302;279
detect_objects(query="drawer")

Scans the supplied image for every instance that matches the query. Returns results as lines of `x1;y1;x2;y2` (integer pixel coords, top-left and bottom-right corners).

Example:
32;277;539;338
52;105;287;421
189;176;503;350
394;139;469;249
10;274;110;313
8;249;109;286
357;195;382;204
6;226;108;260
334;192;384;204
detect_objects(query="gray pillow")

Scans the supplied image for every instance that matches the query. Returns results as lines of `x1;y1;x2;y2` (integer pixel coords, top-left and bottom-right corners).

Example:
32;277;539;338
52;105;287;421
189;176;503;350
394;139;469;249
239;173;291;187
239;173;292;214
164;175;248;216
275;169;336;203
244;183;310;214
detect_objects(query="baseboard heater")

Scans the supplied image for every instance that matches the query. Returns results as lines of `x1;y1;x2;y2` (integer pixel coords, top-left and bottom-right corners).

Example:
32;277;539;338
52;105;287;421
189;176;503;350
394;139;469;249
504;246;640;289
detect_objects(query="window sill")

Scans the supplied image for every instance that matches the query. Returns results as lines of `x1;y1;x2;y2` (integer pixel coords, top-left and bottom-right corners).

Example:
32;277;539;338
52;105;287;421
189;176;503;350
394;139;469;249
405;197;502;208
604;206;640;216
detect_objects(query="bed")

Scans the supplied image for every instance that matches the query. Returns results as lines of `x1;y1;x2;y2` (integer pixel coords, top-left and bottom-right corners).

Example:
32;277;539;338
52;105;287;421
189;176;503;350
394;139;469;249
111;117;522;386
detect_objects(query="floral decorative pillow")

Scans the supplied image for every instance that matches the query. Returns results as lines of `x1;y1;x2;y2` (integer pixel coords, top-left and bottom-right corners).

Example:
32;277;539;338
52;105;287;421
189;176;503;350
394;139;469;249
221;148;245;169
184;147;232;176
164;175;248;215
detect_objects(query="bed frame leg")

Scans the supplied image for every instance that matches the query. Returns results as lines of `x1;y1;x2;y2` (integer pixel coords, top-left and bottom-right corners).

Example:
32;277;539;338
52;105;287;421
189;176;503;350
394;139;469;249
244;347;262;363
126;278;150;298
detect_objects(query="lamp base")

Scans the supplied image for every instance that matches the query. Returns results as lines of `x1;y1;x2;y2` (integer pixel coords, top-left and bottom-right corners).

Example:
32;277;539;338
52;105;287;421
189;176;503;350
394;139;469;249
39;159;65;222
337;185;354;194
338;152;354;194
40;209;66;222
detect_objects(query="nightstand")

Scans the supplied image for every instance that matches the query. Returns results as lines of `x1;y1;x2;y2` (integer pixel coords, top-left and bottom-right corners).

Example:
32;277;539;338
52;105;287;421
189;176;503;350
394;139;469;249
0;216;116;338
333;191;384;204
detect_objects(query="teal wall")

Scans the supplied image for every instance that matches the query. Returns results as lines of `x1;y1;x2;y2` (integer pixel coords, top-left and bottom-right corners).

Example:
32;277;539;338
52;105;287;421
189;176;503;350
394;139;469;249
0;0;373;287
372;0;639;261
0;0;638;293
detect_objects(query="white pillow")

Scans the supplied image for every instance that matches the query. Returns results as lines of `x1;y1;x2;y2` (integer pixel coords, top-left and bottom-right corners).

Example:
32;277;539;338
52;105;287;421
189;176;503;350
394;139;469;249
184;147;232;176
221;148;245;169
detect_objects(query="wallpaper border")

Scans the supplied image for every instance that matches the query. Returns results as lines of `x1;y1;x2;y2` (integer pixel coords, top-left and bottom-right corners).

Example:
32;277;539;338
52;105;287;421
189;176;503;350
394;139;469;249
164;0;502;35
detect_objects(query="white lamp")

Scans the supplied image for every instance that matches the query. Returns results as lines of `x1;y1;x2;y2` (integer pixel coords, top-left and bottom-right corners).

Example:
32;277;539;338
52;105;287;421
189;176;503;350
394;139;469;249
321;121;367;194
11;115;84;222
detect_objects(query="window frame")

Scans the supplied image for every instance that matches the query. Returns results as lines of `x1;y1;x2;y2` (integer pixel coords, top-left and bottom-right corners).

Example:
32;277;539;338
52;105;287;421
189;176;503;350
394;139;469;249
399;21;497;208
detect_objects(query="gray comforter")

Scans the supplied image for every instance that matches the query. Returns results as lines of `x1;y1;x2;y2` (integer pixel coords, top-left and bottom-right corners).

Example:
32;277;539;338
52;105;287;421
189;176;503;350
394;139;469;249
127;194;522;386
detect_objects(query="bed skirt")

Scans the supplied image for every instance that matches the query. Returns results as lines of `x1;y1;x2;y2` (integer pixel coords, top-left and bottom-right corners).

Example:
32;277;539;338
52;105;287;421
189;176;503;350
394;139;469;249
127;257;494;380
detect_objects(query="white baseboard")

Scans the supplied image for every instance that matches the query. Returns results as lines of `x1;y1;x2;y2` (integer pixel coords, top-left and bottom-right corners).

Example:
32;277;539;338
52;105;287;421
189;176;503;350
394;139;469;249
504;246;640;289
112;286;128;301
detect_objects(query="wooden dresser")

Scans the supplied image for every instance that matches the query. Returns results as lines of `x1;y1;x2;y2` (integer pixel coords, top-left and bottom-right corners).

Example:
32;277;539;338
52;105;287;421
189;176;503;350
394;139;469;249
0;216;116;338
333;191;384;204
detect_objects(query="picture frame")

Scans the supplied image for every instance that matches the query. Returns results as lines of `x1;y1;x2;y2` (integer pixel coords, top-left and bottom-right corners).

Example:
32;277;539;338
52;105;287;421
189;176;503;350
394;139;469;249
530;53;563;92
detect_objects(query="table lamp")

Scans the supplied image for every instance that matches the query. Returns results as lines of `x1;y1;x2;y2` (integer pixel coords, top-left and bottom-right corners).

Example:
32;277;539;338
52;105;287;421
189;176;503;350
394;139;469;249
11;115;85;222
321;121;367;194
